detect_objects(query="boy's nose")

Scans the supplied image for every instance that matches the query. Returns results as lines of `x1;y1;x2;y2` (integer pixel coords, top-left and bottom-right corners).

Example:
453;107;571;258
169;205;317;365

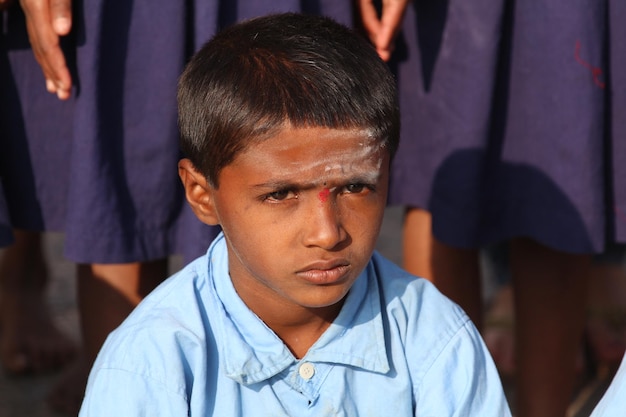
302;195;347;250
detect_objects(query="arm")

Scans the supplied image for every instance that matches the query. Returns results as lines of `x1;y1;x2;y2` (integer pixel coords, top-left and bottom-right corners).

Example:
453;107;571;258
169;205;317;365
356;0;410;62
19;0;73;99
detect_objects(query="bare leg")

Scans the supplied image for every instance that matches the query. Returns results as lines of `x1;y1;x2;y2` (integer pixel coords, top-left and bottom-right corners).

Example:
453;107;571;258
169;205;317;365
403;207;483;328
0;230;77;373
47;259;168;415
403;207;435;278
510;238;590;417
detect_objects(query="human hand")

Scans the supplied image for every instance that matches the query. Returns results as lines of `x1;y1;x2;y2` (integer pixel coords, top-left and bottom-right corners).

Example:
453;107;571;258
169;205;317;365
19;0;73;99
357;0;410;62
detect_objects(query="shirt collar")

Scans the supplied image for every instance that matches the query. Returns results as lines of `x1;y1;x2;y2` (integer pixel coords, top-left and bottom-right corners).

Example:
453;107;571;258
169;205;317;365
207;234;390;385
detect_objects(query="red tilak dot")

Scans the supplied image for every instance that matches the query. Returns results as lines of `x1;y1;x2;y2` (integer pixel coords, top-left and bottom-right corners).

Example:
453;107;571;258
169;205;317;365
318;188;330;203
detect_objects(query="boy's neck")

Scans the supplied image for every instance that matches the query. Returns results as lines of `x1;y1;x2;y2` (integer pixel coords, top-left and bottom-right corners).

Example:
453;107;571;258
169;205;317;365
232;277;345;359
259;301;345;359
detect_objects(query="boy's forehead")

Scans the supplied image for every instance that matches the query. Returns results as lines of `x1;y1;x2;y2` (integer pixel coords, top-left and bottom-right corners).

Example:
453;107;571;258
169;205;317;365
291;142;386;174
261;126;382;157
230;125;389;181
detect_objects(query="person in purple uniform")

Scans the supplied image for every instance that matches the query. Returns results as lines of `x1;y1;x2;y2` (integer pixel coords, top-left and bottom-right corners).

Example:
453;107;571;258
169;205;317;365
1;0;358;414
387;1;626;416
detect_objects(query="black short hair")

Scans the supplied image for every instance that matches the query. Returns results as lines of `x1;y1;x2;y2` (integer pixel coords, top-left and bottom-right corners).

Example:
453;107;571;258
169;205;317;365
178;13;399;187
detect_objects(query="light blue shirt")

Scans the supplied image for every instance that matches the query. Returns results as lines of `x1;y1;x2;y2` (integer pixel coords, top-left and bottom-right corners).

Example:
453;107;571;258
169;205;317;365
79;233;511;416
590;353;626;416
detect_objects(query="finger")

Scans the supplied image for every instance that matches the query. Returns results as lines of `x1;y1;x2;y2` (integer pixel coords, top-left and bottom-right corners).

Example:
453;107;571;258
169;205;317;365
376;0;409;60
46;78;56;93
25;18;72;96
357;0;382;43
21;0;73;96
47;77;71;100
55;85;71;100
50;0;72;35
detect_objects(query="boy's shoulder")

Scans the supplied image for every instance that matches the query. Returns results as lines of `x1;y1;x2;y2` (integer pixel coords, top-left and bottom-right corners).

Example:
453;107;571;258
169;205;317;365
366;252;509;414
79;254;218;416
369;251;476;364
123;253;211;326
370;251;469;328
91;253;215;375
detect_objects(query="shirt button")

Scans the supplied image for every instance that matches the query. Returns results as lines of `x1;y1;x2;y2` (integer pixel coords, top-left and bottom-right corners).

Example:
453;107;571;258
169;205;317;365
298;362;315;380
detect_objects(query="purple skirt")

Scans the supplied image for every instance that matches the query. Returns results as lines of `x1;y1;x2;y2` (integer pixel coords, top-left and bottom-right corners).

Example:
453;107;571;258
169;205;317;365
389;0;626;254
0;1;354;262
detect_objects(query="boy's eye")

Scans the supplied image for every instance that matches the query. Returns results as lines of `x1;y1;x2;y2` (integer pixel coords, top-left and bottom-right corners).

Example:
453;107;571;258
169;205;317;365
265;189;296;202
344;183;368;194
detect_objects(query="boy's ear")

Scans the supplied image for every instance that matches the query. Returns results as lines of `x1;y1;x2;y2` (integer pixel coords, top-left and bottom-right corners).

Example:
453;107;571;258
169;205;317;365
178;159;220;226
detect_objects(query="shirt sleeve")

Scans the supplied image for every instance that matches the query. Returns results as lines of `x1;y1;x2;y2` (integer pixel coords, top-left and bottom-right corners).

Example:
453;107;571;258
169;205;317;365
414;321;512;417
78;368;189;417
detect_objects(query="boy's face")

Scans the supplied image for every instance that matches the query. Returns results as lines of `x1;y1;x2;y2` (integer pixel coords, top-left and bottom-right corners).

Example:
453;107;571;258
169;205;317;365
183;125;389;314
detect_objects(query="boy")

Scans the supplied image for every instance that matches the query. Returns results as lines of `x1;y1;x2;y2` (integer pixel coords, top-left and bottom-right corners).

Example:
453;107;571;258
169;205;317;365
79;13;511;416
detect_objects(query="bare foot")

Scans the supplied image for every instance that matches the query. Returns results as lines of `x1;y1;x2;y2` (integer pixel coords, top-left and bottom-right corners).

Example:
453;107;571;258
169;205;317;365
0;291;78;373
0;231;77;373
46;355;90;415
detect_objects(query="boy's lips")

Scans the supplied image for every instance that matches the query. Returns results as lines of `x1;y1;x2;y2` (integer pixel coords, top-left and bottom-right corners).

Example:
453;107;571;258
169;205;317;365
296;260;351;285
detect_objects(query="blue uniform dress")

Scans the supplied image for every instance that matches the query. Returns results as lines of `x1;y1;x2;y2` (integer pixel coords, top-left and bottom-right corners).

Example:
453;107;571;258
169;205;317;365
0;1;353;262
590;353;626;417
388;0;626;254
79;234;511;416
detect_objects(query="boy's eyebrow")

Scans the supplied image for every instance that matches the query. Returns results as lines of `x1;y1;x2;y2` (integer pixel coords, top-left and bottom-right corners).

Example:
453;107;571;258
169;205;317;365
252;180;315;190
252;172;383;190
